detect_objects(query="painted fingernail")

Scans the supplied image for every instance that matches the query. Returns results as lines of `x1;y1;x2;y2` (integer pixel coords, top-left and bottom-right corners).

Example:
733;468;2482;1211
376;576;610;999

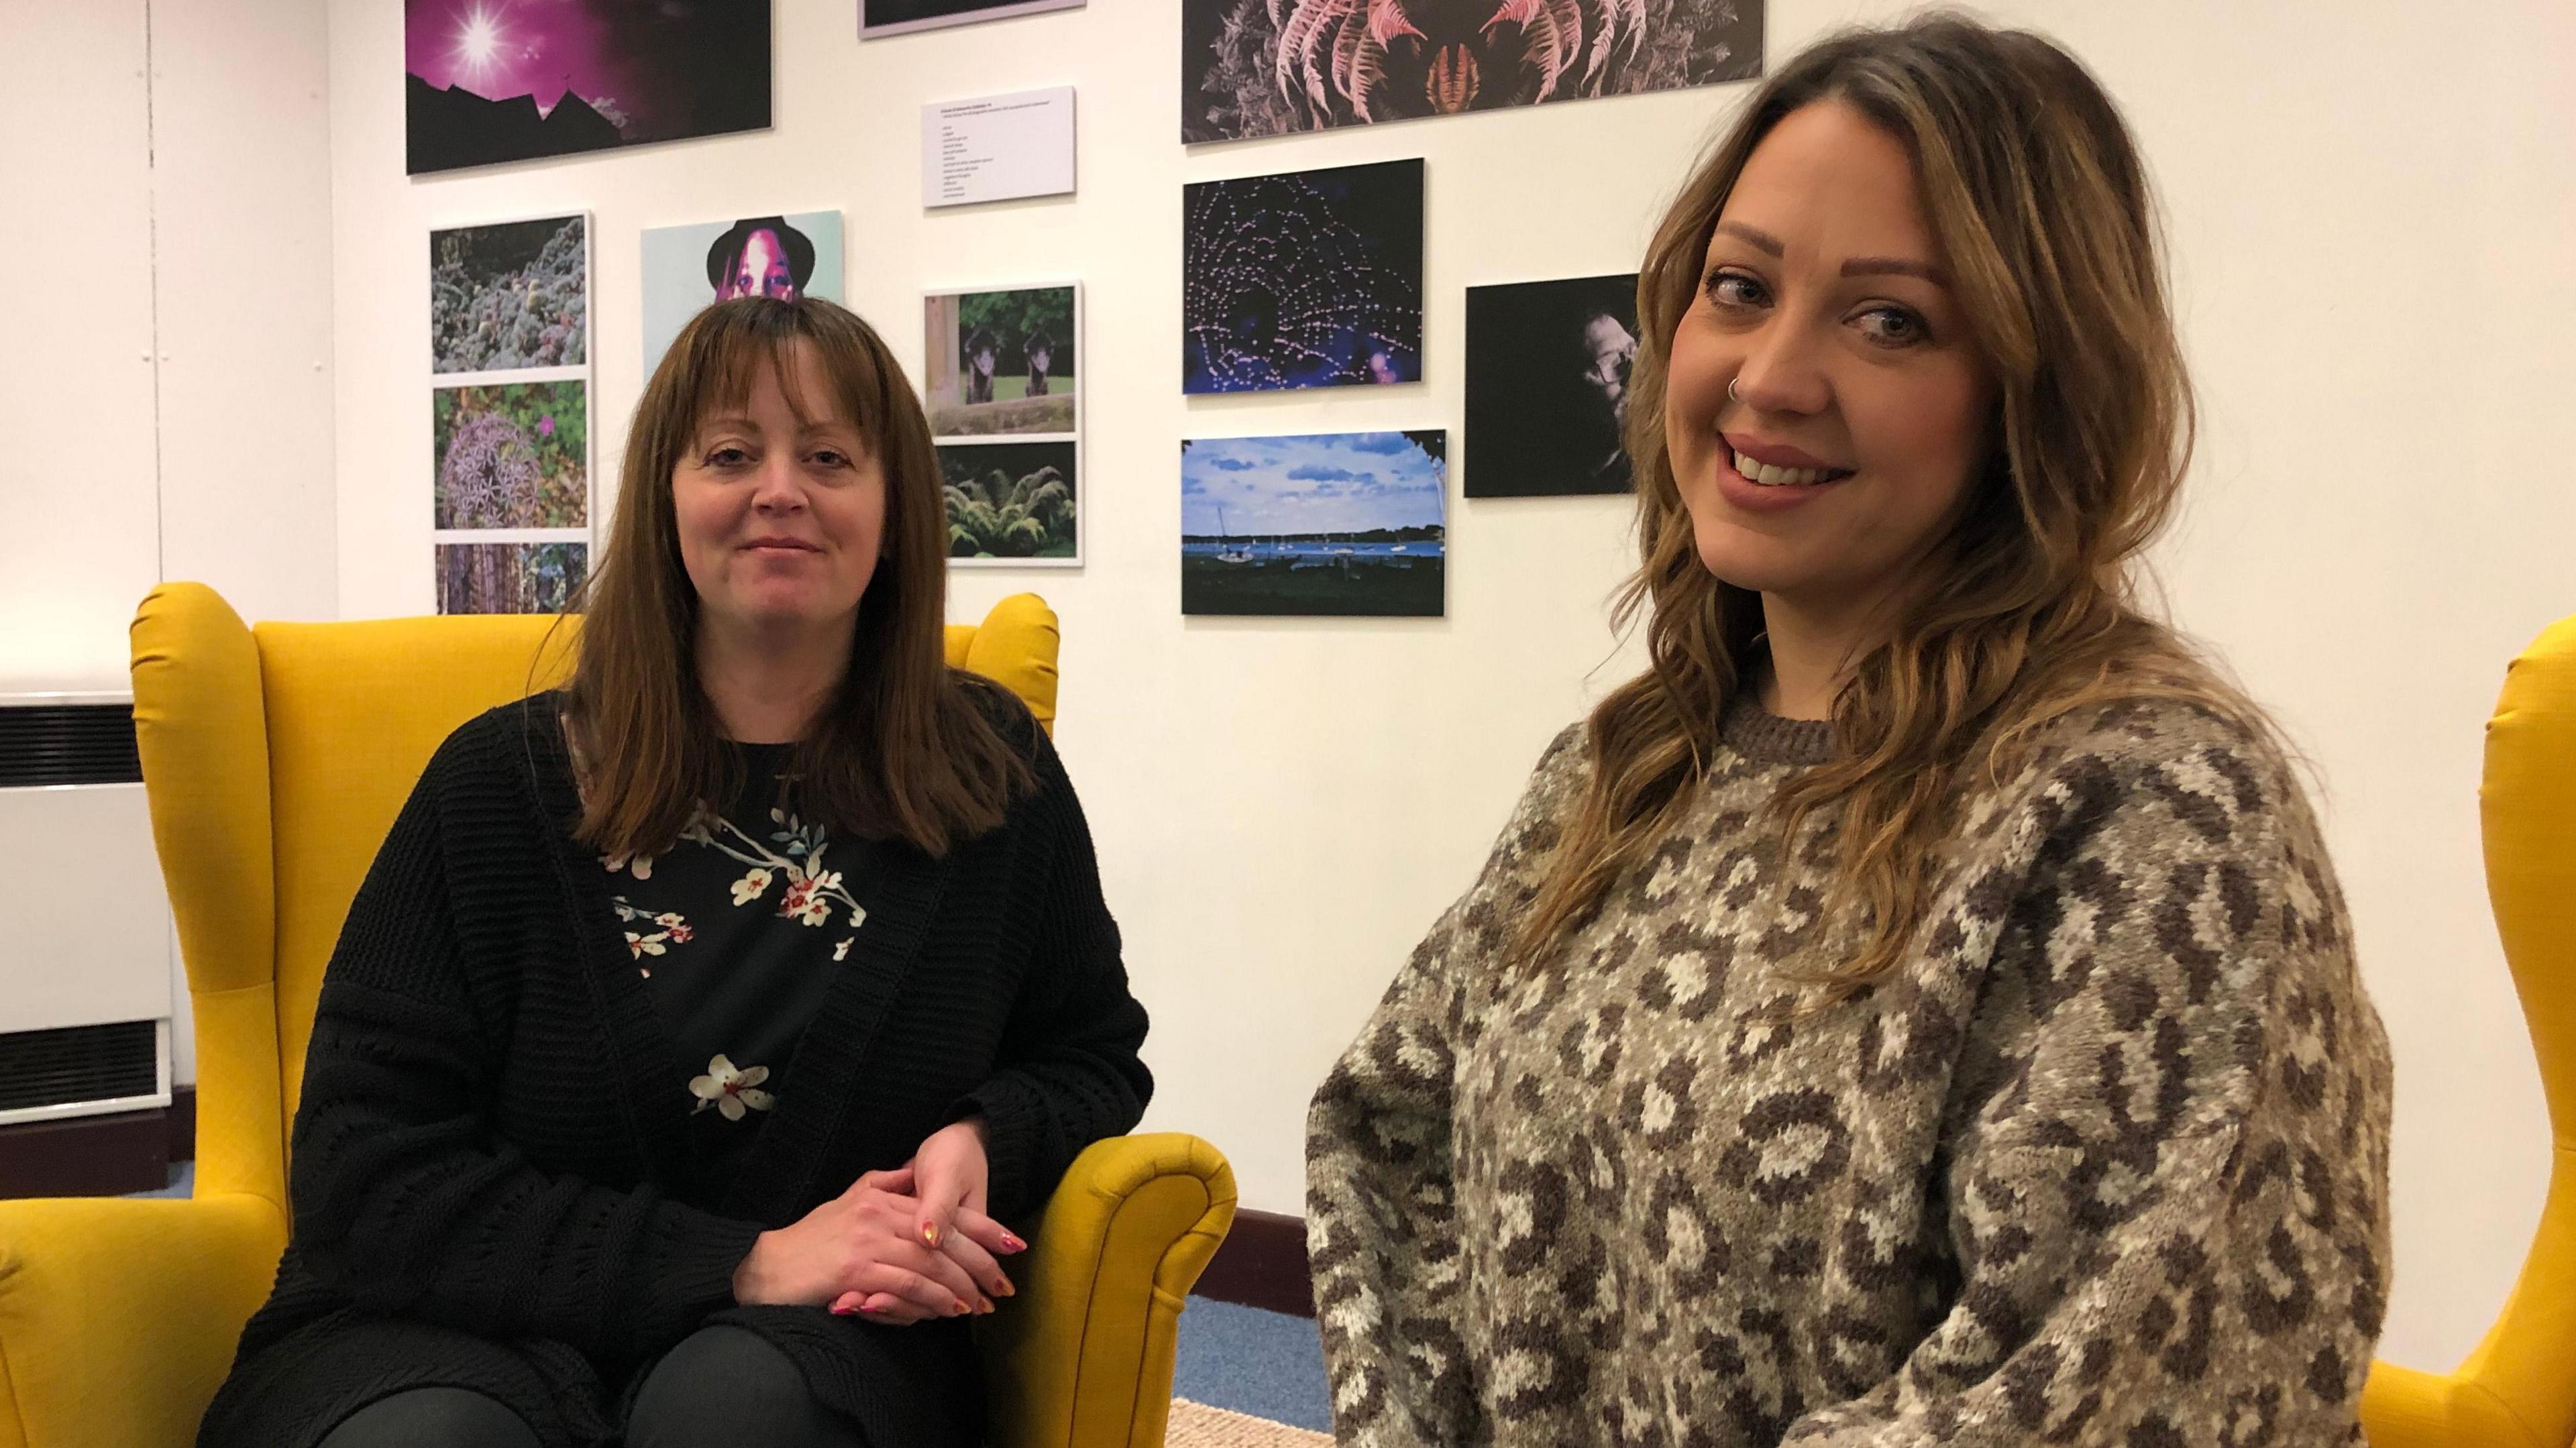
830;1305;855;1317
952;1298;971;1315
1000;1232;1026;1252
994;1280;1014;1297
922;1223;942;1248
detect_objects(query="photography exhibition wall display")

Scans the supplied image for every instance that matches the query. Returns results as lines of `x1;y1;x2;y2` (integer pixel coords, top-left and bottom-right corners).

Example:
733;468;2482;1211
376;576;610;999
405;0;772;175
639;212;849;377
1183;159;1424;394
922;87;1077;209
1181;431;1447;617
863;0;1083;39
429;215;594;614
1181;0;1764;142
927;284;1083;565
1464;274;1640;496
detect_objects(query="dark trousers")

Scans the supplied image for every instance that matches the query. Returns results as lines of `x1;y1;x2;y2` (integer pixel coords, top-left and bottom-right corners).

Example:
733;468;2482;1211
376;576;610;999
318;1325;866;1448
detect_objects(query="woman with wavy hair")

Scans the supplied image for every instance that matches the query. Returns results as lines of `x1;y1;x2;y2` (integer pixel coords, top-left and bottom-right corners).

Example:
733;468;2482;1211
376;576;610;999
1308;14;2391;1447
197;296;1150;1448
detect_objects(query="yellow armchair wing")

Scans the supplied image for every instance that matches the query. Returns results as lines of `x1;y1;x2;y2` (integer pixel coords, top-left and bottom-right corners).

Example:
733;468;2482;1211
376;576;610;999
0;583;1229;1448
2362;613;2576;1448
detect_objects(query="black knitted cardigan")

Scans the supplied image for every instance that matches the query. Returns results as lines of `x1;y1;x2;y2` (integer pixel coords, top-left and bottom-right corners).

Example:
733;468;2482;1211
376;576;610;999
197;685;1151;1448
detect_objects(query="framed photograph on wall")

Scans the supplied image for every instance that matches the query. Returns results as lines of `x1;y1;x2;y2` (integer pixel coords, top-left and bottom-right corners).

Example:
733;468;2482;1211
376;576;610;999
435;541;590;614
428;212;594;614
1183;159;1423;394
431;215;588;375
936;439;1080;567
1464;274;1640;496
925;282;1083;568
406;0;771;175
433;382;589;528
923;284;1078;438
639;211;848;378
1180;431;1446;617
861;0;1082;39
1180;0;1763;143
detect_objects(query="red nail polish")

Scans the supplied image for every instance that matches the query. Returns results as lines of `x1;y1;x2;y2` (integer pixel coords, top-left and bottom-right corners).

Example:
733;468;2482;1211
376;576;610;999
1001;1232;1026;1252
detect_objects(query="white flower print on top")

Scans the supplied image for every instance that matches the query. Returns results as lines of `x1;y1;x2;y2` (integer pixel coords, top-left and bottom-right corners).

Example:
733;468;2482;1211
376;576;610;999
611;897;693;976
692;808;867;931
690;1054;775;1121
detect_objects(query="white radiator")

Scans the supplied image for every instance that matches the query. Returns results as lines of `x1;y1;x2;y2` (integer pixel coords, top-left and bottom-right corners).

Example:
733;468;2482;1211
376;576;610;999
0;691;174;1125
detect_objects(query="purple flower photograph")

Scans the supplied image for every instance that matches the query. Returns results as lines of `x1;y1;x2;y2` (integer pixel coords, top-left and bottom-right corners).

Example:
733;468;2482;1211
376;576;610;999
433;382;589;528
405;1;772;175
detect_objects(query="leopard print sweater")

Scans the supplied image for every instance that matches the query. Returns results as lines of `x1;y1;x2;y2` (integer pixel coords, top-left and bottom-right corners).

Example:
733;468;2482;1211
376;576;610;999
1307;694;2394;1447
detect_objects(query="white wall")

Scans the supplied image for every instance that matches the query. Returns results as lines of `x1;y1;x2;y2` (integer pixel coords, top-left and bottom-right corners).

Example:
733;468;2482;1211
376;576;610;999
0;0;336;1088
324;0;2575;1373
0;1;162;693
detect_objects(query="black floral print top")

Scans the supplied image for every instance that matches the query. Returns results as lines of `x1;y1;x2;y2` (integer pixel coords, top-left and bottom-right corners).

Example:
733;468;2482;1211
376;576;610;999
601;742;878;1188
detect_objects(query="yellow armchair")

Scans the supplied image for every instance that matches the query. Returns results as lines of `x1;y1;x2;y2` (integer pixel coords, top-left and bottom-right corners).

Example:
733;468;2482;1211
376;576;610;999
0;583;1232;1448
2362;614;2576;1448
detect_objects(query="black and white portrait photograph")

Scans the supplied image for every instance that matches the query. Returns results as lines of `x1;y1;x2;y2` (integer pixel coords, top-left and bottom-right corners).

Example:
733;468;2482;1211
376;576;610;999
1464;274;1638;496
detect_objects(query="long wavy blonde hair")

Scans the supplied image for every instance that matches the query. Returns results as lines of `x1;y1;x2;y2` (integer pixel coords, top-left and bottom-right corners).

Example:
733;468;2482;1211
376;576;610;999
1520;13;2274;997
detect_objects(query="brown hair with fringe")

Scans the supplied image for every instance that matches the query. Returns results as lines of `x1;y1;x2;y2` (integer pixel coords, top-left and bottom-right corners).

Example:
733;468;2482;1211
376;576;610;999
558;296;1032;860
1518;12;2275;998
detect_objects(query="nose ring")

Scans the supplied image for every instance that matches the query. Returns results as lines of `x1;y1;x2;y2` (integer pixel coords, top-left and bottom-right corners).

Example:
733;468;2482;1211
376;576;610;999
1727;376;1743;402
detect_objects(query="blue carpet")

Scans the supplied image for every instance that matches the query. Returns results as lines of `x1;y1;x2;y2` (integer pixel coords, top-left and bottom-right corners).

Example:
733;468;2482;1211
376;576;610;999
1173;1297;1332;1432
128;1166;1333;1431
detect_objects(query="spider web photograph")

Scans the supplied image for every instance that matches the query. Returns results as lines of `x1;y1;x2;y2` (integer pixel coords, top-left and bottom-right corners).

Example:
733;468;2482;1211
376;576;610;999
1183;159;1424;394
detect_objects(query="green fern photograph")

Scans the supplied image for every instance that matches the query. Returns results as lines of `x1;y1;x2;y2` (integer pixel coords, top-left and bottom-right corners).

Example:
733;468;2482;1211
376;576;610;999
939;441;1079;565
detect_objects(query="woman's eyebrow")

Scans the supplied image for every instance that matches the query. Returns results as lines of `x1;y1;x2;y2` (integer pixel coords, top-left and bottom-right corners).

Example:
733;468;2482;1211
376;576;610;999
1717;221;1949;286
1842;256;1949;285
1715;221;1784;255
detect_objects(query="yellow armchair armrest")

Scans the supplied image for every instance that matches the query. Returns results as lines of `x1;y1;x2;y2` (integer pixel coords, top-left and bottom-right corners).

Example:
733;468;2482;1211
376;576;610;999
978;1133;1237;1448
2361;1359;2549;1448
0;1193;288;1448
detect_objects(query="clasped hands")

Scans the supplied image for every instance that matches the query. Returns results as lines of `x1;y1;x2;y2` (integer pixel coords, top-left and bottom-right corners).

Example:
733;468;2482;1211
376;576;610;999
731;1117;1024;1325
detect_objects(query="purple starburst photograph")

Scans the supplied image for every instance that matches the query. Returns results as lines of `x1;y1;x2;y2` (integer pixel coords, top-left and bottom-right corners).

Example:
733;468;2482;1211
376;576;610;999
405;0;772;176
1183;159;1424;394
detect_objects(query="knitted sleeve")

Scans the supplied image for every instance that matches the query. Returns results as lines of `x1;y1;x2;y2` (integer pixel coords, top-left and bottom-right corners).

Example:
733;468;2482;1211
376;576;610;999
1780;722;2395;1446
286;728;765;1366
1305;726;1587;1447
951;732;1154;1223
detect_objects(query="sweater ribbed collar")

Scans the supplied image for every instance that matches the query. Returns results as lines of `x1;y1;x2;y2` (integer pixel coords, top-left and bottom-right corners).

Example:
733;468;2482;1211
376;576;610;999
1720;690;1837;767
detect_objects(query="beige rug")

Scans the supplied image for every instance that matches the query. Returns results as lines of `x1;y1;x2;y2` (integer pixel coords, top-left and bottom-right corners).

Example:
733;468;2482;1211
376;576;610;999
1165;1398;1332;1446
